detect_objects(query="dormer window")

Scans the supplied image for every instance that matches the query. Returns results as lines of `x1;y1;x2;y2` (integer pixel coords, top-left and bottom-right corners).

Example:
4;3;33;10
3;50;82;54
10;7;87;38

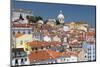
41;46;43;49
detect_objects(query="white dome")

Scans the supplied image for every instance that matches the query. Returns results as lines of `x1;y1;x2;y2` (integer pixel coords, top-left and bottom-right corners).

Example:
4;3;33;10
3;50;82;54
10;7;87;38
58;14;64;19
57;10;64;19
37;20;44;24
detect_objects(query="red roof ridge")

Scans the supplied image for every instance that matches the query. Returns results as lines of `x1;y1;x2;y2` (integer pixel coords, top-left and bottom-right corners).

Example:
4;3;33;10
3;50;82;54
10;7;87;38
46;50;55;59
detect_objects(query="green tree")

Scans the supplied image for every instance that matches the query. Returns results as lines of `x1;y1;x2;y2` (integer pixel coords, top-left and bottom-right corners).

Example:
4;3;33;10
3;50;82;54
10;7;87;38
26;15;43;24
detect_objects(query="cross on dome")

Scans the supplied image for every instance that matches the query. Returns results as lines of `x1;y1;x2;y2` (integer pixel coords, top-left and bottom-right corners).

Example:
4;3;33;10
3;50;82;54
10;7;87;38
60;10;62;14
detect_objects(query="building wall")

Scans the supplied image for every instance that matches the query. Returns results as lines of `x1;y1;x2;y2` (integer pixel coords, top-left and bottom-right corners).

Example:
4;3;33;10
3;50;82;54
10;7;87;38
32;32;43;41
12;28;33;35
57;56;78;63
78;49;88;61
63;25;69;31
68;22;88;32
12;9;32;23
82;42;96;61
11;57;30;66
43;36;51;42
16;34;33;48
31;59;56;64
53;36;61;42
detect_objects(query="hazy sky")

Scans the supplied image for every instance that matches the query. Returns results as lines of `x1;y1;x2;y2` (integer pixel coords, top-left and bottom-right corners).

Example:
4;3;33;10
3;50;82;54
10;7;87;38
12;0;96;27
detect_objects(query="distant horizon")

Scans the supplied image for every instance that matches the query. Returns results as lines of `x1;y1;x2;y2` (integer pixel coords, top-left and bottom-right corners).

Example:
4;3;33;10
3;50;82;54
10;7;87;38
12;0;96;27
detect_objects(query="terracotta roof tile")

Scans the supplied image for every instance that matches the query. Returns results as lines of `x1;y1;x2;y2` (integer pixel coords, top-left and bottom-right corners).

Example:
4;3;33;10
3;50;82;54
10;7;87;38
12;23;33;28
15;33;24;38
27;41;62;47
86;32;95;36
28;50;62;63
50;41;62;46
27;41;50;47
62;50;80;57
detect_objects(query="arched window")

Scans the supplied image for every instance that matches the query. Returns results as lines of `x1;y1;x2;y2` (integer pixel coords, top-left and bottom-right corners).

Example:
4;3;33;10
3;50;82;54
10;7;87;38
25;48;28;51
28;31;31;34
85;55;87;58
32;48;34;51
41;46;43;49
21;58;24;64
15;59;18;65
25;58;27;61
18;31;20;34
18;52;20;56
20;41;23;45
23;31;25;34
35;48;38;51
49;46;51;48
13;31;15;35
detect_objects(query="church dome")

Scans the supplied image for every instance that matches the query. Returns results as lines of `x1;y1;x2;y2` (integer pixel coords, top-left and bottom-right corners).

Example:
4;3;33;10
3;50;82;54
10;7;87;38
37;20;44;24
57;10;64;19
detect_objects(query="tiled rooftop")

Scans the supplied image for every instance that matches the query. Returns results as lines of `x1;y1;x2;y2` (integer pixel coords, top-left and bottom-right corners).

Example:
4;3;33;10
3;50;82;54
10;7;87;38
27;41;62;47
15;33;24;38
28;50;62;63
12;23;33;28
62;50;80;57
